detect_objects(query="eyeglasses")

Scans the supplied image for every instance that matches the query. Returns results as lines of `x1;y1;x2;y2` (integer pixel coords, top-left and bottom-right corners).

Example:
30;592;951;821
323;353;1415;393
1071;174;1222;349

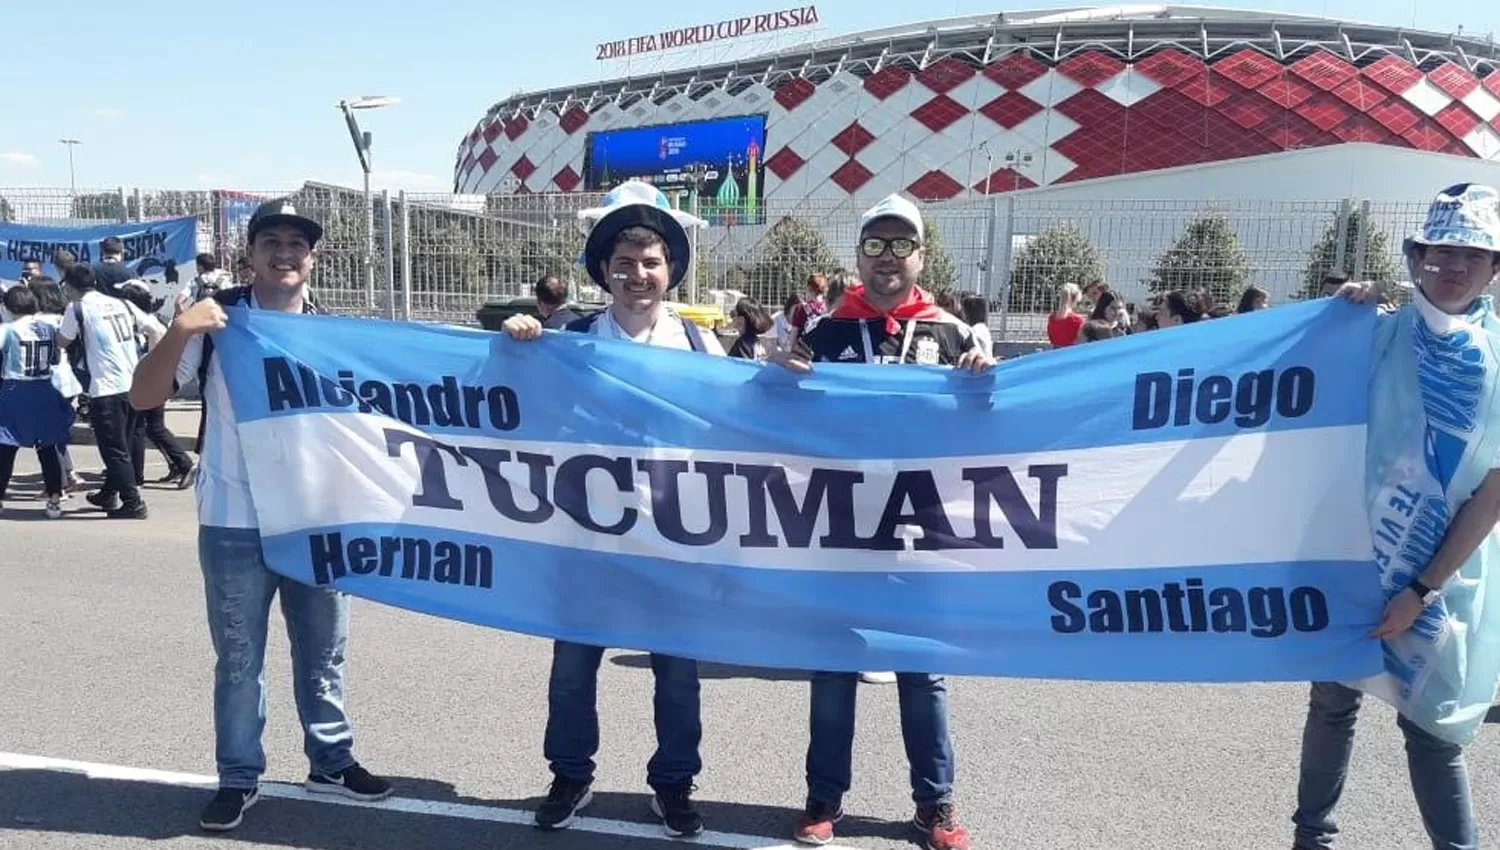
859;236;920;259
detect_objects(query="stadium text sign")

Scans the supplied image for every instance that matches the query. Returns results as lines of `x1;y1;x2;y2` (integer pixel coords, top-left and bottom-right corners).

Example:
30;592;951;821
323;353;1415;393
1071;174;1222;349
596;6;819;60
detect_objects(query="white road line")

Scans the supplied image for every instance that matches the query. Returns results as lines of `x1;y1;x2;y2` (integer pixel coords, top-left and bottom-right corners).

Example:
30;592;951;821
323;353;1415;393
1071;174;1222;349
0;751;871;850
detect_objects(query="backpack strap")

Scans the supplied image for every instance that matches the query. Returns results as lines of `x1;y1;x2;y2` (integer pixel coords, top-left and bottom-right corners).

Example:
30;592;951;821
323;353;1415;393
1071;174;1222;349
195;286;315;452
563;310;708;353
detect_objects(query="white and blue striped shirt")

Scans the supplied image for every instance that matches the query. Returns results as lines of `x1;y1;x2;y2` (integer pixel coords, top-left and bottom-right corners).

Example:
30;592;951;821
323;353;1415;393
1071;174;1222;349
176;317;257;529
0;314;63;382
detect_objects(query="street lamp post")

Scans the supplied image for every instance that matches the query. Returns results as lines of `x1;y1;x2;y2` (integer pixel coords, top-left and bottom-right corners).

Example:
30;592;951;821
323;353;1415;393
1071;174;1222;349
58;139;81;196
338;96;399;312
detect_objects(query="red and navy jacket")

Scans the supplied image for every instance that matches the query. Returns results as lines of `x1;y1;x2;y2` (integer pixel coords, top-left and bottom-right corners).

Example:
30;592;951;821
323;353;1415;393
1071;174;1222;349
798;285;979;366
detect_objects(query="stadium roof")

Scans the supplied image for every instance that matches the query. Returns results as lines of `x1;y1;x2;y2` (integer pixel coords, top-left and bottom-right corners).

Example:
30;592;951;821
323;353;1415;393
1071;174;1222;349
477;4;1498;123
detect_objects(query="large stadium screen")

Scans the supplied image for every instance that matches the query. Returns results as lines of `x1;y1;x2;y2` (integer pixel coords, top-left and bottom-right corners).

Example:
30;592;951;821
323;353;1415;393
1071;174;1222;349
583;114;767;226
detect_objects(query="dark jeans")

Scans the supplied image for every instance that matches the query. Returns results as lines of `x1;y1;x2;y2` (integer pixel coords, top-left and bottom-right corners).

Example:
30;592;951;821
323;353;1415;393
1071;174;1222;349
542;640;702;790
0;443;64;496
806;671;955;809
131;404;193;482
88;392;142;508
1293;682;1476;849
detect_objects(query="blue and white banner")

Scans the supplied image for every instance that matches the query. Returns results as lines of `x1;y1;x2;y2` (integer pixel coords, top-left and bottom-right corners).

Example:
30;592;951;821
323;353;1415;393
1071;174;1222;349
0;217;198;299
216;299;1386;682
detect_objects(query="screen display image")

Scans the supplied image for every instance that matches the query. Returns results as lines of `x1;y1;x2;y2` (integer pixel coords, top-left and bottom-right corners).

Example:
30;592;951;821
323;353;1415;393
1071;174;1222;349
584;114;767;226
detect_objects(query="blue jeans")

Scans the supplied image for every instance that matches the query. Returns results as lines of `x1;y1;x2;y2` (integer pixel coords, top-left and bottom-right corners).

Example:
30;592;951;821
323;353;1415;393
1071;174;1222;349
543;640;702;790
199;525;356;789
1293;682;1476;850
805;671;955;808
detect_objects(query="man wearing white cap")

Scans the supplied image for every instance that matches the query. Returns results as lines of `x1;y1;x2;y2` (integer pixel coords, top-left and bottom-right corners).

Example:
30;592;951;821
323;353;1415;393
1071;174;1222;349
501;179;720;838
773;193;988;850
1302;183;1500;850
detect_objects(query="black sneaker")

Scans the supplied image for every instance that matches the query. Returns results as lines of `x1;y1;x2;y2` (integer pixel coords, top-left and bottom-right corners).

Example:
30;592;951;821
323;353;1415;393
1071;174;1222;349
304;763;393;801
86;491;120;511
107;503;149;520
650;784;703;838
534;777;592;830
199;787;258;831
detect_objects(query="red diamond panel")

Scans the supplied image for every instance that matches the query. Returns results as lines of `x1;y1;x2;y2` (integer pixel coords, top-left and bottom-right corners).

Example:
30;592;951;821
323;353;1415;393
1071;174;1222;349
910;94;969;133
1216;87;1278;129
1486;70;1500;98
1330;77;1387;111
483;121;502;143
1058;50;1125;88
1136;49;1206;88
973;168;1037;194
553;164;580;192
1332;113;1398;144
1434;101;1482;139
1428;62;1481;100
1214;49;1283;90
831;121;876;156
1133;89;1203;132
510;154;536;180
829;159;874;194
1176;71;1234;107
1403;119;1453;152
983;52;1048;90
1055;88;1127;128
1368;98;1423;135
1363;56;1425;94
1122;112;1204;171
504;115;529;141
1257;112;1338;150
559;107;590;135
1201;109;1284;161
477;146;497;172
917;57;976;94
1290;50;1358;91
764;146;806;180
1258;73;1317;108
864;66;912;100
513;184;531;195
906;170;964;202
1293;92;1355;132
775;77;817;111
978;91;1042;129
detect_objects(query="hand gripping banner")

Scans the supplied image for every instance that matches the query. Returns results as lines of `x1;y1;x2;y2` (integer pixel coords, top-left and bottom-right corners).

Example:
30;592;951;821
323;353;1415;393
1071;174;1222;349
216;299;1385;683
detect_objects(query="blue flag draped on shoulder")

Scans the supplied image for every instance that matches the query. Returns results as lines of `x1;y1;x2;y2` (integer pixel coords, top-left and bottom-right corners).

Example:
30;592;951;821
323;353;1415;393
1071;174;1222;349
215;299;1386;683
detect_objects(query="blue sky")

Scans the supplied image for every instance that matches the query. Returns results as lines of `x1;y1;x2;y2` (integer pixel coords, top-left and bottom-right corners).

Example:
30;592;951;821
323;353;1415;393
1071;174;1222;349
2;0;1494;195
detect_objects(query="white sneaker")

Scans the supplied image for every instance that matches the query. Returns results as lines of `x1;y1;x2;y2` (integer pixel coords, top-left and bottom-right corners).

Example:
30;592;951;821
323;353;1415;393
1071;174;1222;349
45;499;63;519
860;671;897;684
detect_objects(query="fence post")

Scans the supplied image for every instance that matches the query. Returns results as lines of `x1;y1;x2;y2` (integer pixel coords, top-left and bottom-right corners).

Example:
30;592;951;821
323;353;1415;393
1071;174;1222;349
993;195;1016;342
382;190;396;321
117;187;129;223
131;187;143;222
1352;199;1372;282
399;190;412;322
1333;198;1352;273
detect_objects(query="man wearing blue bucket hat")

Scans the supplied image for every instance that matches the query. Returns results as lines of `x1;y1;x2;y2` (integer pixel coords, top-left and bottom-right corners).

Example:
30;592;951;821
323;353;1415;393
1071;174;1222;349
1299;183;1500;850
501;180;722;839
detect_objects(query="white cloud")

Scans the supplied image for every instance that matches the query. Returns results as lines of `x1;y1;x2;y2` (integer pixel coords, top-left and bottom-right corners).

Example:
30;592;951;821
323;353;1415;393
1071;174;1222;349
94;108;124;119
0;151;38;166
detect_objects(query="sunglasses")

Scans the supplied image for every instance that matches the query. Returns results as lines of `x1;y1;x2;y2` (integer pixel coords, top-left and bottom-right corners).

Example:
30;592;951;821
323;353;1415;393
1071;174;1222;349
859;236;920;259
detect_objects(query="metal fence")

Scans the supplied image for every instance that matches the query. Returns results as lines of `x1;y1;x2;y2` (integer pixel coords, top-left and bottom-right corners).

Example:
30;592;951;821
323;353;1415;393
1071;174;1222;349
1;184;1427;341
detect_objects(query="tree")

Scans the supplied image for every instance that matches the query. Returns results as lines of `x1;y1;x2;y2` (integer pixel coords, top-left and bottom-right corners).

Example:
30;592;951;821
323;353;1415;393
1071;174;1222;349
0;195;14;222
71;191;128;221
918;220;957;292
1005;223;1104;313
748;215;841;305
1146;212;1252;304
1300;205;1401;300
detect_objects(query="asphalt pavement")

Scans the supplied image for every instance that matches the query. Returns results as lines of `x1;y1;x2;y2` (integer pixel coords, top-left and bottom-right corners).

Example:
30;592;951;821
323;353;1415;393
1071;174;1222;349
4;415;1500;850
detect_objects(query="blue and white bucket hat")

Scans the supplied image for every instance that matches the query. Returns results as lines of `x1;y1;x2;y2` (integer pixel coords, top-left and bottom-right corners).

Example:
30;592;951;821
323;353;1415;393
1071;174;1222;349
1405;183;1500;257
577;180;707;289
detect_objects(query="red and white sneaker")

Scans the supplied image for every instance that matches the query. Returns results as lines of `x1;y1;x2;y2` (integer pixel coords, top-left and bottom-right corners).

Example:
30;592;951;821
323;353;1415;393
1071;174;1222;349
913;802;970;850
793;799;844;846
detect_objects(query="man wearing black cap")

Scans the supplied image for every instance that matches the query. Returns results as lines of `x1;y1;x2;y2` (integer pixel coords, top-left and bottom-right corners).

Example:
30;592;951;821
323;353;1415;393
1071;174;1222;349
131;199;392;832
501;180;720;838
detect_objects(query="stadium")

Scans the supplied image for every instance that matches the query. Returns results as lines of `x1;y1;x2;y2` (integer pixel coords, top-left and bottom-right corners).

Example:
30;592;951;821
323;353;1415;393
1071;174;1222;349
453;5;1500;323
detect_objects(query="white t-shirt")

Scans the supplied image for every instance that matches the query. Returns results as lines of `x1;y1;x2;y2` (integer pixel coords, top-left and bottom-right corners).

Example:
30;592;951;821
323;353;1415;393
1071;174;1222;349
178;331;259;529
59;291;164;398
590;307;727;356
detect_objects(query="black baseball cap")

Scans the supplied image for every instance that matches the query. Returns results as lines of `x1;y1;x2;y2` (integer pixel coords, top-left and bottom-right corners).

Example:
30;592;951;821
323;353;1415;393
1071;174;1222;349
247;199;324;246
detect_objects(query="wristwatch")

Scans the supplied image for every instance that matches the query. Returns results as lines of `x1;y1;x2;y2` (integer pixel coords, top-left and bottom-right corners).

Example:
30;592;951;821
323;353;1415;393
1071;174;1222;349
1409;578;1442;606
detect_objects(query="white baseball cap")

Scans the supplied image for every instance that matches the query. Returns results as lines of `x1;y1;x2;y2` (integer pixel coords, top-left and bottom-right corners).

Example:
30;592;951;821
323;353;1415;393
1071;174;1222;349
859;193;924;238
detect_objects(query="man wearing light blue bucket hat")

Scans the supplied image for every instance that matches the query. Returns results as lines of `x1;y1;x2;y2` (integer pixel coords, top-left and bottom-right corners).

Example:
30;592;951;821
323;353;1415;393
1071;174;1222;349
1294;183;1500;850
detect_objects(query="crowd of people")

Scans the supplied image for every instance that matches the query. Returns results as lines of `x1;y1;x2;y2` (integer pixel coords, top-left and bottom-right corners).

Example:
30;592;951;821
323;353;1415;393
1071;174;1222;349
4;179;1500;850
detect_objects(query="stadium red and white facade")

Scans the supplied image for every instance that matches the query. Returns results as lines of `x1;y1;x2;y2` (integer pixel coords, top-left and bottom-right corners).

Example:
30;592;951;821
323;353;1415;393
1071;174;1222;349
455;5;1500;202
